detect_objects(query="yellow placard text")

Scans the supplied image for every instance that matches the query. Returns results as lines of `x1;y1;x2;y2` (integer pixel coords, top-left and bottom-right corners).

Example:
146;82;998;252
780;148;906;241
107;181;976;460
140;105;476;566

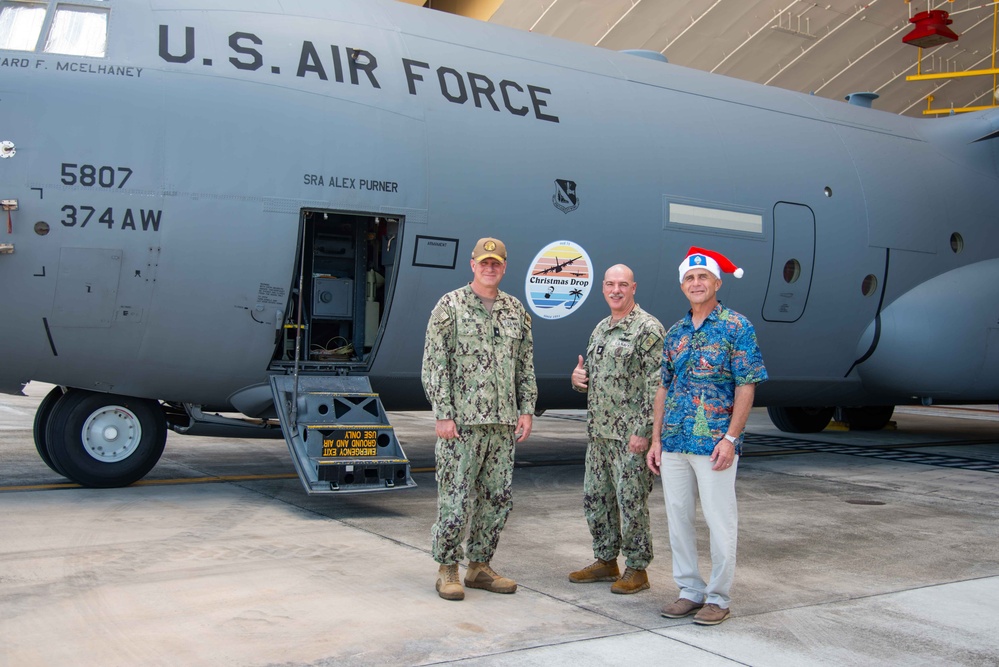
322;429;378;457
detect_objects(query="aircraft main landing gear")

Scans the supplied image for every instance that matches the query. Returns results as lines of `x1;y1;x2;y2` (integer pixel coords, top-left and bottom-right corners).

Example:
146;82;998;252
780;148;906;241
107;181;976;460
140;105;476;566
838;405;895;431
32;385;66;475
766;406;835;433
768;405;897;433
37;389;167;487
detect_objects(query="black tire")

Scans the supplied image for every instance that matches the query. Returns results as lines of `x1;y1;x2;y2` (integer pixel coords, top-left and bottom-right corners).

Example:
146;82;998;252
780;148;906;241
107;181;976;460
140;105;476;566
767;406;834;433
840;405;895;431
45;390;167;488
32;385;66;475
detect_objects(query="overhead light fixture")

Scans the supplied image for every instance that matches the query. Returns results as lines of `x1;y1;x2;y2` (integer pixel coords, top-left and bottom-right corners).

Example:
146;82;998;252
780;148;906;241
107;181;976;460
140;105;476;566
902;10;959;48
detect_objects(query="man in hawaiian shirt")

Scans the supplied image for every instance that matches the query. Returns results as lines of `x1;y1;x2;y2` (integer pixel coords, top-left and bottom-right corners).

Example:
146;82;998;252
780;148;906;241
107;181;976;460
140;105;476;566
647;247;767;625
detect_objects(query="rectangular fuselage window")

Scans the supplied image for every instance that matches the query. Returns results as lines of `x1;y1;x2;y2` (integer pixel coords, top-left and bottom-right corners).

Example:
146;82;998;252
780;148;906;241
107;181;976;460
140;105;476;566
0;2;47;50
668;202;763;235
0;0;108;56
45;6;108;57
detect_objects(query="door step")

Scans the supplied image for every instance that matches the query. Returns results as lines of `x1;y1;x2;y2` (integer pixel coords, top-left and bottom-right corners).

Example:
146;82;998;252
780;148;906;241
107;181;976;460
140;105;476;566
270;374;416;494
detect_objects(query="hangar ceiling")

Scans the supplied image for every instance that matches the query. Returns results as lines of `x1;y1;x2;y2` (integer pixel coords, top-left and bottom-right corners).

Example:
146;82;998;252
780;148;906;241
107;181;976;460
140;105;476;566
400;0;999;118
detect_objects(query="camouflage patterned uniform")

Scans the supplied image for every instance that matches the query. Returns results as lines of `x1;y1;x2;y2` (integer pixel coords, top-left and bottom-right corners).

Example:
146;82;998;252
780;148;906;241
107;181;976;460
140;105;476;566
422;284;537;565
574;304;664;570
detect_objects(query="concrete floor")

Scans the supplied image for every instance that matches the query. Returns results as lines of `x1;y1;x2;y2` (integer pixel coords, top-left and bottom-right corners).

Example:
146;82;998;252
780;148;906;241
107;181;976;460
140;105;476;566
1;383;998;666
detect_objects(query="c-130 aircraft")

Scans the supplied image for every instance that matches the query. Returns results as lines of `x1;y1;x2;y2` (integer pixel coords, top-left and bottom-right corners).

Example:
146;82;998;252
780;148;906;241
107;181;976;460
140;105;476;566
2;0;998;493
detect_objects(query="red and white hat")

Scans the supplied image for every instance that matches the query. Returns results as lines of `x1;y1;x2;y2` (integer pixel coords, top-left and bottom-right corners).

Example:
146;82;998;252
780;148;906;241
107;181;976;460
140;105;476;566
678;246;744;283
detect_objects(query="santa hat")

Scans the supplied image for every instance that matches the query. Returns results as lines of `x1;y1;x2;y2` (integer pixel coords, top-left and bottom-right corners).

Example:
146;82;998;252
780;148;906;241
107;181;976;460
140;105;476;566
678;246;744;283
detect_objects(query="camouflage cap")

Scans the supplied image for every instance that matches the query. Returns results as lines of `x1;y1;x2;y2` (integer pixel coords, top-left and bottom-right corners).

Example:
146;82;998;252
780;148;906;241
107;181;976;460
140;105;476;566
472;237;507;262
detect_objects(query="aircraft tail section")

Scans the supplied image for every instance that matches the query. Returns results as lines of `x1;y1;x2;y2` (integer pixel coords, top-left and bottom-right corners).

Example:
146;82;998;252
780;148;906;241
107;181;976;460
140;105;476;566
971;123;999;144
920;106;999;142
966;107;999;143
918;107;999;176
968;108;999;177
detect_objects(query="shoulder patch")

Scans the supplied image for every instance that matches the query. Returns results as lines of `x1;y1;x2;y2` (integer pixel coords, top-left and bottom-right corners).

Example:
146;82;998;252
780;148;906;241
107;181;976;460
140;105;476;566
432;304;452;326
640;331;660;353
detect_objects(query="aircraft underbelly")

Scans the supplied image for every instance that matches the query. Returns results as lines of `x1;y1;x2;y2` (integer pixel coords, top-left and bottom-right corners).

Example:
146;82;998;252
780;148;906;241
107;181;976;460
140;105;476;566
856;259;999;400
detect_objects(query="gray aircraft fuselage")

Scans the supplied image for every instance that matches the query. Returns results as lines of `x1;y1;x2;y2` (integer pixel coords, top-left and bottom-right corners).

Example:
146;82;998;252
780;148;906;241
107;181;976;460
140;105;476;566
2;0;998;487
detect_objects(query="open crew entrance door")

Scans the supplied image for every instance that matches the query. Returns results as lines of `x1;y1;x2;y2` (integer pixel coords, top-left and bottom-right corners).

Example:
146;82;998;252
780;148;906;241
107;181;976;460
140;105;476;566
269;209;415;494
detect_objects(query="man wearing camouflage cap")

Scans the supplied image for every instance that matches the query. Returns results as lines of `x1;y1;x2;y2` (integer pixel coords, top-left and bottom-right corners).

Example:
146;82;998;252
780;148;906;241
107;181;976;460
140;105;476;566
569;264;664;594
422;237;537;601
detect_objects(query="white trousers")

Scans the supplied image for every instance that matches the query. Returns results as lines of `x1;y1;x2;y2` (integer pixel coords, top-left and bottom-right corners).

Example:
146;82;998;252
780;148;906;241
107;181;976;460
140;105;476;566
660;452;739;608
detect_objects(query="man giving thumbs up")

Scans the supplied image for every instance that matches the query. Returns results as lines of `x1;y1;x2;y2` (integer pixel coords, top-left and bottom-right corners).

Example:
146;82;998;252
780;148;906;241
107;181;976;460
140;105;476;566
568;264;665;594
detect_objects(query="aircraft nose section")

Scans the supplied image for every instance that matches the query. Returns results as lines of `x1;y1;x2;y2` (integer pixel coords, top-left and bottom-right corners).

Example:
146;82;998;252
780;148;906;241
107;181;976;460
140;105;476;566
855;258;999;401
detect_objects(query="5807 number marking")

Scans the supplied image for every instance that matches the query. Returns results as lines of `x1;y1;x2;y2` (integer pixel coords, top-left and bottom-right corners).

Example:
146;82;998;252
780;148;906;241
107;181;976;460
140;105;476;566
61;163;133;189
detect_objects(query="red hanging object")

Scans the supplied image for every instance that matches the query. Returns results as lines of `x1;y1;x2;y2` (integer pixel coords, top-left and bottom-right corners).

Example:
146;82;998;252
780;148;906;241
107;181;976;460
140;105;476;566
6;209;10;234
902;10;960;48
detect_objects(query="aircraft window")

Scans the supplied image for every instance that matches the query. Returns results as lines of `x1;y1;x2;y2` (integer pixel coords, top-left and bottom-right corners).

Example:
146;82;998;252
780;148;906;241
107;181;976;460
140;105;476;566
668;202;763;234
782;259;801;283
44;5;107;57
0;2;46;51
862;274;878;297
950;233;964;253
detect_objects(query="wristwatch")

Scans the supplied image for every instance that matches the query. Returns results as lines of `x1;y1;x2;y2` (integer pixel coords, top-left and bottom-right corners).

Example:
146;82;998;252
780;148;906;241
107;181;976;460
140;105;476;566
723;434;737;443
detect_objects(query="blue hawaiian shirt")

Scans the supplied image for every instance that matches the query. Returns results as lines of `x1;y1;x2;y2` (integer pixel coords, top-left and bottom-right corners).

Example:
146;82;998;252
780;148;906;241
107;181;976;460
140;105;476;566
660;303;767;456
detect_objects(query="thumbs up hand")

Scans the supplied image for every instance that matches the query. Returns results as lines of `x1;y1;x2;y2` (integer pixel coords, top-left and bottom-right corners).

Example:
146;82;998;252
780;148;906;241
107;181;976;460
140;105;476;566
571;354;588;390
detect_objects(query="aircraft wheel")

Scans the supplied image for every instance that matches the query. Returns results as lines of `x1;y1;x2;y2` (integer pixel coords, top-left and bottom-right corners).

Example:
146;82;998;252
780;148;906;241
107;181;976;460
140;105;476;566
45;389;167;488
32;385;67;475
840;405;895;431
767;406;834;433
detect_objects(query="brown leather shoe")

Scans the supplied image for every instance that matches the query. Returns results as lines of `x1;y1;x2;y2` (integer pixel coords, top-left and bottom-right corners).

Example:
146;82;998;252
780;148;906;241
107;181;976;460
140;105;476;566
693;603;731;625
436;563;464;601
568;558;620;583
465;561;517;594
610;567;649;594
660;598;703;618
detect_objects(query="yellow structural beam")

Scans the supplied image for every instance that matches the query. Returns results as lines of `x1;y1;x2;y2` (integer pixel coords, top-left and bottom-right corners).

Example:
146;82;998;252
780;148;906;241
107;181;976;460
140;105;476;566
922;104;999;115
907;67;999;81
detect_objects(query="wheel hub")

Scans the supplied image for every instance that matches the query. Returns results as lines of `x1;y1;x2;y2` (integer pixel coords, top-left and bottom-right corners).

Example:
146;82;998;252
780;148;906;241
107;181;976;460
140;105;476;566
82;406;142;462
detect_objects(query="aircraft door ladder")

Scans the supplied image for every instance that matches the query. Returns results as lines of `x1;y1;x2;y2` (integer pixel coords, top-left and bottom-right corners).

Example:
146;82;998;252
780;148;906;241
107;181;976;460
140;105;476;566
270;374;416;494
270;210;416;494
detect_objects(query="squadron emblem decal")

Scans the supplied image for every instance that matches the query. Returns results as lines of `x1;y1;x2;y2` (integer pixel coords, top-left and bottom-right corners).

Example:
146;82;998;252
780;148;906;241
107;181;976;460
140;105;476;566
552;179;579;213
524;240;593;320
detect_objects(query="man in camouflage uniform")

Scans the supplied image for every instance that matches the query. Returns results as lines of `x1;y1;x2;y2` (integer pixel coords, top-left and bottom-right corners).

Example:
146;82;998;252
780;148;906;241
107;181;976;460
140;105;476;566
422;236;537;602
569;264;664;594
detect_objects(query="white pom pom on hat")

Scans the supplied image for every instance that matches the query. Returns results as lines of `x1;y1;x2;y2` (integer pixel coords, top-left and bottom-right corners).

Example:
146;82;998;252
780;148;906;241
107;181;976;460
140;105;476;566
678;246;744;283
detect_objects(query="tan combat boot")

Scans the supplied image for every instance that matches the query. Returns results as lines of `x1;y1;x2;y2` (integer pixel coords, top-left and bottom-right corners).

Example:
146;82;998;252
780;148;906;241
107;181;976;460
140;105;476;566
568;558;620;583
610;567;649;594
465;561;517;594
436;563;465;601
